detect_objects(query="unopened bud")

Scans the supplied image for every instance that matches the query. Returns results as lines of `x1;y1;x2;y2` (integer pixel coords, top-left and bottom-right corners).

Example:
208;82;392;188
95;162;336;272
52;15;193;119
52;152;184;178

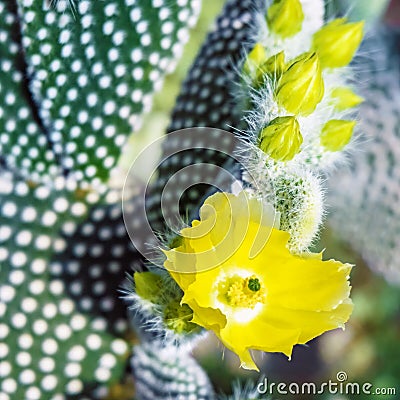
320;119;356;151
259;116;303;161
275;52;324;116
243;43;267;81
256;51;286;84
331;87;364;111
134;272;163;303
313;18;364;69
267;0;304;38
163;300;199;335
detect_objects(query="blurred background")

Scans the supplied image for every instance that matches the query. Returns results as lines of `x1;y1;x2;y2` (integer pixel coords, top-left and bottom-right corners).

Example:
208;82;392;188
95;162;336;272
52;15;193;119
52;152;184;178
121;0;400;398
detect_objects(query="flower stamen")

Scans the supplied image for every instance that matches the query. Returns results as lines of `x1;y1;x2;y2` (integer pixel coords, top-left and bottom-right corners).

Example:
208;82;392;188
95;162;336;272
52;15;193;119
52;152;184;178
218;275;265;309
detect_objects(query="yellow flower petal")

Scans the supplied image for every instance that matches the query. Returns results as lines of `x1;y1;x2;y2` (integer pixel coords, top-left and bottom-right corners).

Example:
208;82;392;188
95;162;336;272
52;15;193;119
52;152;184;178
189;299;227;331
183;266;222;309
262;257;353;311
219;318;301;369
164;192;354;370
259;300;353;344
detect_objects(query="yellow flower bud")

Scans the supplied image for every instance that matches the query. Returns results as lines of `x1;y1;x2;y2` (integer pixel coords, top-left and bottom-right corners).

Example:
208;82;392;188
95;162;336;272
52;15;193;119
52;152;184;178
259;116;303;161
256;51;286;84
312;18;365;69
267;0;304;38
275;52;324;116
320;119;356;152
243;43;267;81
330;87;364;111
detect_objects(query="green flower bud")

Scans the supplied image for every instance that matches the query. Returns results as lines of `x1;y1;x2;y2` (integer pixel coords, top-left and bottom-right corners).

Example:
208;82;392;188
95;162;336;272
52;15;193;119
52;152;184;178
267;0;304;38
243;43;267;81
313;18;365;69
320;119;356;152
275;52;324;116
163;300;201;335
259;116;303;162
256;51;286;84
330;87;364;111
134;272;163;303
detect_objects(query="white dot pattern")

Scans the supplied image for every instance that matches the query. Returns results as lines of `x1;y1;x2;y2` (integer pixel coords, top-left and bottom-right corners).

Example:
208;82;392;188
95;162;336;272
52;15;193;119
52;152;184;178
15;0;201;183
53;200;141;332
0;0;269;398
0;171;129;399
0;2;59;181
145;0;261;236
132;342;214;400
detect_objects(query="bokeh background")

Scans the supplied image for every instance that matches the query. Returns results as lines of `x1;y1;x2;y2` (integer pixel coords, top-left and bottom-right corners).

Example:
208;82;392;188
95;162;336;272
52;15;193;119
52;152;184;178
121;0;400;398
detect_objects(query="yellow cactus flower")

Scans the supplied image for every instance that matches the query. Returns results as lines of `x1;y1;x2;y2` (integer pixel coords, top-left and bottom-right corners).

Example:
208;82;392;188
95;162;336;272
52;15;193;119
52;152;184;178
164;192;353;371
312;18;365;69
259;116;303;162
331;87;364;111
275;52;324;116
321;119;356;152
243;43;267;81
267;0;304;38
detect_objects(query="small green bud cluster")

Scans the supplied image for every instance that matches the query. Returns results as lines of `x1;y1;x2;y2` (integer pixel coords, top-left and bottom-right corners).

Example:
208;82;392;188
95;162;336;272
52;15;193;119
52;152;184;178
131;271;202;340
242;5;364;163
239;0;365;252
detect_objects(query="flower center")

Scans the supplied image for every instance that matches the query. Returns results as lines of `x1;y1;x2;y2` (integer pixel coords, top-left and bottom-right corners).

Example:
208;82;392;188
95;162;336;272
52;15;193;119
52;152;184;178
218;274;265;309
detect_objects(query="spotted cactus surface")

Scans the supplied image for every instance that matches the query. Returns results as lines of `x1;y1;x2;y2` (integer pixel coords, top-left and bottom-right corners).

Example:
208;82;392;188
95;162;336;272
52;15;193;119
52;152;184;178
145;0;265;239
131;342;215;400
0;172;130;399
0;0;202;398
1;0;201;183
0;1;59;179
